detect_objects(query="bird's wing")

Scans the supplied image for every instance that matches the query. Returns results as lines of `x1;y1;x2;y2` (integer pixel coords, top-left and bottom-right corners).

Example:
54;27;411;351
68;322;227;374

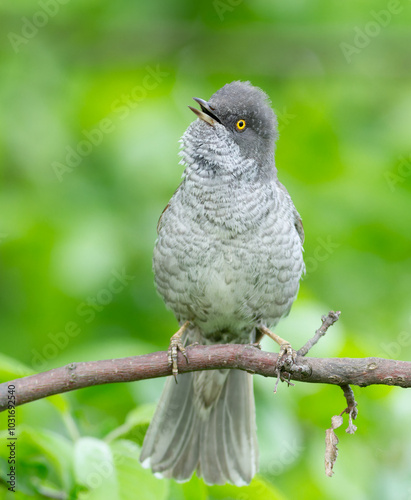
294;212;304;244
156;202;170;234
276;179;304;244
156;182;184;234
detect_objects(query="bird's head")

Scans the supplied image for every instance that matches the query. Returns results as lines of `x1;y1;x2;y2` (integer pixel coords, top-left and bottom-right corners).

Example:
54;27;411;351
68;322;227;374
187;81;278;168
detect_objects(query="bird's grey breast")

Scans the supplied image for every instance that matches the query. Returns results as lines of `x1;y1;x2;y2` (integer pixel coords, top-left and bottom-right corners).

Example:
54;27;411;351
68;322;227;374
154;163;303;338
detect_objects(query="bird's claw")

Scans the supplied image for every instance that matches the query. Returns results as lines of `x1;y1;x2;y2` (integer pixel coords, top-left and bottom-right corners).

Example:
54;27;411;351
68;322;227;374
168;334;189;382
276;342;297;370
272;342;298;393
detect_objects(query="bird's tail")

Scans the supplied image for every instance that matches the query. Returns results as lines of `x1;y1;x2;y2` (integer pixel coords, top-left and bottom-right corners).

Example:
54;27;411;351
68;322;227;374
139;368;258;486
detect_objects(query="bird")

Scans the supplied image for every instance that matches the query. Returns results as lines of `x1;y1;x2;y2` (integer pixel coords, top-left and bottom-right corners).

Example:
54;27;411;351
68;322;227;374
139;81;305;486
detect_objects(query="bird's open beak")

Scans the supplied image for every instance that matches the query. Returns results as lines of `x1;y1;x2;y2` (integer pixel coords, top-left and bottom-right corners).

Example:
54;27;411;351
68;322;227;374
188;97;221;127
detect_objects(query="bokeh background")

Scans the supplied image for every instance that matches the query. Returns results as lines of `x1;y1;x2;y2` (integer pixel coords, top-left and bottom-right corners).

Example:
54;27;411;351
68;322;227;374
1;1;411;499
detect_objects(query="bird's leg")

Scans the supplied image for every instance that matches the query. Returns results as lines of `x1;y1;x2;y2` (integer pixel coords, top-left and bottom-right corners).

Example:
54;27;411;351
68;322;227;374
168;321;190;382
258;325;297;369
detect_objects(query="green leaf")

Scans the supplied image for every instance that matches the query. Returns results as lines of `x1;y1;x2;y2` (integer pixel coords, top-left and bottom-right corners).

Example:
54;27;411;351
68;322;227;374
207;476;286;500
104;404;155;446
0;484;49;500
0;353;34;381
74;437;118;500
0;425;73;497
168;474;208;500
109;439;168;500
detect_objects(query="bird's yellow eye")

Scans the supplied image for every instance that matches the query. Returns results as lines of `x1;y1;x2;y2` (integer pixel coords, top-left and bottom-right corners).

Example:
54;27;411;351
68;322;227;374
236;119;246;131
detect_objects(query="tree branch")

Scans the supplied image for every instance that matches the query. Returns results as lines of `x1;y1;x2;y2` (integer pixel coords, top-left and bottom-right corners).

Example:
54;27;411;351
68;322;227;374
297;310;341;356
1;345;410;412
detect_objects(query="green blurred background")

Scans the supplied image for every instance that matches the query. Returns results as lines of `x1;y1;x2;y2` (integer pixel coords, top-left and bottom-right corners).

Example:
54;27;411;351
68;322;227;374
1;1;411;499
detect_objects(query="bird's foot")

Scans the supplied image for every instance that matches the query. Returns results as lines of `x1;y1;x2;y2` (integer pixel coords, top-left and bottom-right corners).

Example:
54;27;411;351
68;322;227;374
277;341;297;370
167;321;190;382
258;326;299;392
271;342;298;392
258;325;296;367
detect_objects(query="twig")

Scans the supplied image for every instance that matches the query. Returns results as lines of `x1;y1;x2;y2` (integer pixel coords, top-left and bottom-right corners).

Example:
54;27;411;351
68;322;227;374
324;383;359;476
340;384;358;433
297;311;341;357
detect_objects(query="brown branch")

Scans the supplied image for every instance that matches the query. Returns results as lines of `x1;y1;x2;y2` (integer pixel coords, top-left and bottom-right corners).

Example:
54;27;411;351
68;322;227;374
339;384;358;433
1;345;410;412
340;385;358;418
298;310;341;356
